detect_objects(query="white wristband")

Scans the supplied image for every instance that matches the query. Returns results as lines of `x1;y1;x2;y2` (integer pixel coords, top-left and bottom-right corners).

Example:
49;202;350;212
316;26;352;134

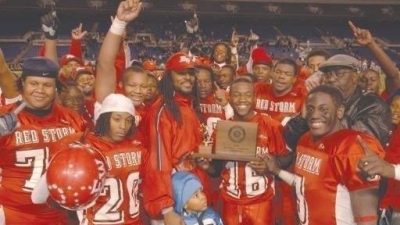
394;164;400;181
109;17;127;36
278;170;296;186
4;95;22;105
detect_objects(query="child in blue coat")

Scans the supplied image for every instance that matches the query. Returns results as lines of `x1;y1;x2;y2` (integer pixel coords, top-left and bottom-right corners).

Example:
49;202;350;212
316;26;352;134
172;171;223;225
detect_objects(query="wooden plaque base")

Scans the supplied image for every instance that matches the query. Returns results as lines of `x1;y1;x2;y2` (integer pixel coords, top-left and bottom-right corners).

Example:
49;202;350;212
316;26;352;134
192;145;258;161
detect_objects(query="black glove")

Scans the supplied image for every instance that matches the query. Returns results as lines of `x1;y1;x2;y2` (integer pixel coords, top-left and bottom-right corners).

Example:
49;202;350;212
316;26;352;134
0;112;17;136
41;10;59;40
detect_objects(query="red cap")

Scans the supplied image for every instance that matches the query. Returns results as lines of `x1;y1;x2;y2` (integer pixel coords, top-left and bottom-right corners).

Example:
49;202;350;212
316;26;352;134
166;52;195;72
59;54;83;67
252;47;272;66
143;59;157;72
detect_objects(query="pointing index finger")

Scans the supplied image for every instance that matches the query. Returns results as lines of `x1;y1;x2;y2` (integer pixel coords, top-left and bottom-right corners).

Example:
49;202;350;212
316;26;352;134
348;21;358;33
214;81;221;90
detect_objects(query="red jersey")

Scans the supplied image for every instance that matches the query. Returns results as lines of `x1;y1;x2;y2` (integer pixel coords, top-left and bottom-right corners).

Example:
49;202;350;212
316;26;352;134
199;94;227;146
295;130;384;225
0;103;85;222
254;82;305;124
199;94;226;122
141;93;202;218
293;66;309;96
220;113;287;204
75;133;148;225
83;98;95;128
0;91;5;106
380;126;400;211
134;103;146;127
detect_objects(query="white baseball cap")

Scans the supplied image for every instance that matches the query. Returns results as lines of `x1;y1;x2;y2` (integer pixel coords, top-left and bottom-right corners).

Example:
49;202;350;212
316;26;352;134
97;93;135;118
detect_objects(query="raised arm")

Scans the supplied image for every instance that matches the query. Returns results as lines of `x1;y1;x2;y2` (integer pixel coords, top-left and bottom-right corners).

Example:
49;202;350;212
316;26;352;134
95;0;141;103
70;23;87;58
349;21;400;94
41;9;59;64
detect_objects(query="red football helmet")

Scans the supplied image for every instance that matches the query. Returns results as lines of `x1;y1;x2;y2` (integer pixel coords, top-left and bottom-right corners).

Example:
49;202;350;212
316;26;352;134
46;141;107;210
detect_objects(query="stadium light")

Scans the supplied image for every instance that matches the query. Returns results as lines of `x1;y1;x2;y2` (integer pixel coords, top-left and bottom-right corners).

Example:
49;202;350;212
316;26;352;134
36;0;58;8
180;2;197;12
306;5;323;15
381;6;394;17
264;4;281;15
222;3;239;14
347;6;364;16
87;0;107;10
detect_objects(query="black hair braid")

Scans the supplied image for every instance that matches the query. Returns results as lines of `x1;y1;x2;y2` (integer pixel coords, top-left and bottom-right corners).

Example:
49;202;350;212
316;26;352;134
94;112;112;137
159;73;183;124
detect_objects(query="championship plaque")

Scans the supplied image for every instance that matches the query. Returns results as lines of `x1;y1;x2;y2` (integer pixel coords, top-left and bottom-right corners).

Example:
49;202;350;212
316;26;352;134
193;120;258;161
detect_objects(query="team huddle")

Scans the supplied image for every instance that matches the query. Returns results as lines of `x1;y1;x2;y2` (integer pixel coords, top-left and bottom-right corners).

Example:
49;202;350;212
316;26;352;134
0;0;400;225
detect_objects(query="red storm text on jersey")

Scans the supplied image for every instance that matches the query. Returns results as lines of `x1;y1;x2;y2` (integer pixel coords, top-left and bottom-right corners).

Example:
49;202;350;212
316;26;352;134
254;82;306;123
0;103;85;223
134;103;146;127
199;94;226;122
220;113;287;204
294;130;384;225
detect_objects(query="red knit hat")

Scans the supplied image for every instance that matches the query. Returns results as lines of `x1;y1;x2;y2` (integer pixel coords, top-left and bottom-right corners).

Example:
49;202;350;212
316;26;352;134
166;52;195;72
143;59;157;72
252;47;272;66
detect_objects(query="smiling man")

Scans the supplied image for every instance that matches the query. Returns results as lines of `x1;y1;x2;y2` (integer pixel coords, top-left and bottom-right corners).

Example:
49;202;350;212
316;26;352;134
284;54;391;150
212;76;288;225
0;57;86;224
141;52;206;225
265;85;385;225
255;58;306;125
215;65;235;91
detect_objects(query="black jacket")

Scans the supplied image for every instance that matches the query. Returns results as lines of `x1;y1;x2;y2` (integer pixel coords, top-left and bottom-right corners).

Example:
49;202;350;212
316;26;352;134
284;87;392;151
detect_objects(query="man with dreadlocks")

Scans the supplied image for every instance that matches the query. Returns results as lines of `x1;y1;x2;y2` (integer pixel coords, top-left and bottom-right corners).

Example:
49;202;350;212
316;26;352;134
141;52;207;225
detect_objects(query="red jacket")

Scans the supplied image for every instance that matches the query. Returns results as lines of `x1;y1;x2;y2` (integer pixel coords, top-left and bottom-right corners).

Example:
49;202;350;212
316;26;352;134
141;93;202;218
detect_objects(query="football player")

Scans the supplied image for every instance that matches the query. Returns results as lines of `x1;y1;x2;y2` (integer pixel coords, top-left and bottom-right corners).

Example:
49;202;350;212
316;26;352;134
265;85;384;225
0;57;86;224
33;93;148;225
214;77;289;225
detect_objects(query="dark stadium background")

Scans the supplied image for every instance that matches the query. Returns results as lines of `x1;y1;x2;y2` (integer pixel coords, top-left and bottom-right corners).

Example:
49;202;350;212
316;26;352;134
1;0;399;69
